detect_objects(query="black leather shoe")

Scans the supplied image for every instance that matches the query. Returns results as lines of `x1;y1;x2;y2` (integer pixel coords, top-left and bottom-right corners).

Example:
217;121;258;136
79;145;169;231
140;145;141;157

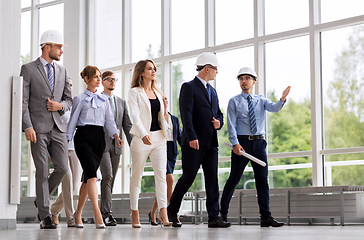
148;211;158;226
167;212;182;227
104;215;117;226
260;216;284;227
40;216;57;229
208;216;231;228
220;213;228;222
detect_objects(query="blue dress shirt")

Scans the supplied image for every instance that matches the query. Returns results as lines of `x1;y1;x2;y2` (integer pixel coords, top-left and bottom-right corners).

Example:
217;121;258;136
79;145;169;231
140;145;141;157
227;92;286;146
67;89;120;141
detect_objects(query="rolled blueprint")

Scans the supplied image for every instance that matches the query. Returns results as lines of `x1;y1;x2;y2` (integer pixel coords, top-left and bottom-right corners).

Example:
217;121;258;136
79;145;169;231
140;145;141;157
224;142;267;167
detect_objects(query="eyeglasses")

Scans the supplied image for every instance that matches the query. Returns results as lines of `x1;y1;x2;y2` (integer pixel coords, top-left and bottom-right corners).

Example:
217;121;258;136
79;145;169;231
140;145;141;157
208;66;218;71
238;76;254;81
103;77;118;82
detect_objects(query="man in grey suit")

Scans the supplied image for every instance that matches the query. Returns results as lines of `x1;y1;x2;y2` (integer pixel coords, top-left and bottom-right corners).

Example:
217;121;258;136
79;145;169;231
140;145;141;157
100;70;133;226
21;30;72;229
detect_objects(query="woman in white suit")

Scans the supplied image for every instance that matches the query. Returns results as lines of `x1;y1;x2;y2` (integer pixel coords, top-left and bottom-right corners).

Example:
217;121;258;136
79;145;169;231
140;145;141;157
128;59;172;228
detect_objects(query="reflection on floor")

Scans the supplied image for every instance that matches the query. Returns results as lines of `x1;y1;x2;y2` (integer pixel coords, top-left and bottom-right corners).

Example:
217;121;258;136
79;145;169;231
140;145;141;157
2;223;364;240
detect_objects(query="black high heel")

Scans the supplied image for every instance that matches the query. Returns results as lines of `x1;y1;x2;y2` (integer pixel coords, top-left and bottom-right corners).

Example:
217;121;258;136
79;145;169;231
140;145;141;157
148;211;158;226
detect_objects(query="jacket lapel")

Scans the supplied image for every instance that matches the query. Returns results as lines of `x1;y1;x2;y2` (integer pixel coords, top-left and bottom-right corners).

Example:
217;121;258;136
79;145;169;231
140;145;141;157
194;77;211;105
138;87;151;113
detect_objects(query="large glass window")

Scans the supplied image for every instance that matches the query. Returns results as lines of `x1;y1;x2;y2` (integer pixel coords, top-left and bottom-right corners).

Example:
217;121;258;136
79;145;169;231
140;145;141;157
321;0;364;23
265;36;311;153
325;153;364;186
215;48;254;158
265;0;308;35
215;0;254;45
269;157;312;188
21;11;31;65
131;0;161;62
39;3;64;64
95;0;122;69
171;0;204;54
171;57;198;119
21;0;31;8
322;25;364;150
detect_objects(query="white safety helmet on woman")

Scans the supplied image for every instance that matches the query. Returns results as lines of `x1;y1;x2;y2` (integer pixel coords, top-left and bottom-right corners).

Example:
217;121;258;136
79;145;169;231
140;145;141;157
40;30;65;48
195;52;221;71
237;67;257;80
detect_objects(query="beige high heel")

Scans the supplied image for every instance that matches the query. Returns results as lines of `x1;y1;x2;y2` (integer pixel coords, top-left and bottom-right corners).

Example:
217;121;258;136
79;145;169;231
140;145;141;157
157;216;172;228
130;213;141;228
74;211;84;228
94;216;106;229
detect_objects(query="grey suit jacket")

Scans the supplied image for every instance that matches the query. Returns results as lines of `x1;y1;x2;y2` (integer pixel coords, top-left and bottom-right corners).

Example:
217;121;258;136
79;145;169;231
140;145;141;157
21;57;73;133
104;96;133;155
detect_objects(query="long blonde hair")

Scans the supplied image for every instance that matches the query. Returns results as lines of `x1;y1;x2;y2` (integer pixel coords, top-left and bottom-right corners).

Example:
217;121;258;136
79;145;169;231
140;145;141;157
131;59;163;92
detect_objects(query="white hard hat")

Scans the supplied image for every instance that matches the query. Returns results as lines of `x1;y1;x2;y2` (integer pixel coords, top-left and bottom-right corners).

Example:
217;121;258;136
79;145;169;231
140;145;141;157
195;52;221;67
40;30;65;46
237;67;257;79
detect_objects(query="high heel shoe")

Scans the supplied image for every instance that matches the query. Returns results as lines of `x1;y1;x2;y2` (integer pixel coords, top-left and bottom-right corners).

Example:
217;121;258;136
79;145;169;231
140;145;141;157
148;211;158;226
94;216;106;229
130;214;141;228
157;216;172;228
74;211;84;228
95;223;106;229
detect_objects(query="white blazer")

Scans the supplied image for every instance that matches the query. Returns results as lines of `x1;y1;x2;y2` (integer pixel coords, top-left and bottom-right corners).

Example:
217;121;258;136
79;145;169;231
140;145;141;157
128;87;168;139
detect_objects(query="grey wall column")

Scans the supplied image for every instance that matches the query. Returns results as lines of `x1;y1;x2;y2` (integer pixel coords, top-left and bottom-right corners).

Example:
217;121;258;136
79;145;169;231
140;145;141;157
0;0;21;230
64;0;87;96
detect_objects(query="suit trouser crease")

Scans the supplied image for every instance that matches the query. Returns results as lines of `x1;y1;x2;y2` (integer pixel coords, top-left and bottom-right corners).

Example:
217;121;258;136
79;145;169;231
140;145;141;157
220;138;271;219
130;130;168;210
100;143;121;217
51;150;82;222
31;125;68;219
168;145;220;221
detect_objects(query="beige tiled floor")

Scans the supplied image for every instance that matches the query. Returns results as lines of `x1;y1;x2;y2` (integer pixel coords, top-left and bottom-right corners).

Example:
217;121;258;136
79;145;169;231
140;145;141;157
2;223;364;240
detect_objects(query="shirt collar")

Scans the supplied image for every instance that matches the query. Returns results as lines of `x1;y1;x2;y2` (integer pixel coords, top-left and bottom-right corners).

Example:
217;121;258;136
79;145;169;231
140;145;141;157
241;91;254;99
39;56;54;67
101;91;114;100
196;75;208;88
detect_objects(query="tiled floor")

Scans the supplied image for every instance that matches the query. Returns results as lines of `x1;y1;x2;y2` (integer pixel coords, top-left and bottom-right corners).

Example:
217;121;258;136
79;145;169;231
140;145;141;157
2;223;364;240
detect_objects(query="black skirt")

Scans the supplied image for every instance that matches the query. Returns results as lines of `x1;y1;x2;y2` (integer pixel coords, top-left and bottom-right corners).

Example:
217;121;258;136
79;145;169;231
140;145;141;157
74;125;106;183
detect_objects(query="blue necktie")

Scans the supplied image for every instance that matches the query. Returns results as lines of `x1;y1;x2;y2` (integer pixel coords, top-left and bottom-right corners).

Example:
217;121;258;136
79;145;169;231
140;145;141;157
247;95;257;134
47;63;54;91
206;83;211;102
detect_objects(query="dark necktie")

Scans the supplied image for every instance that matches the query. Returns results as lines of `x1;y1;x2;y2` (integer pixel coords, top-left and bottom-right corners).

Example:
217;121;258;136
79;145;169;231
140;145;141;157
247;95;257;134
206;83;211;102
47;63;54;91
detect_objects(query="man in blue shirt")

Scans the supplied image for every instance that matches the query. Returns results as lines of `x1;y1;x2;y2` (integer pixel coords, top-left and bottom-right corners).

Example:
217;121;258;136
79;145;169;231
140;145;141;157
220;67;290;227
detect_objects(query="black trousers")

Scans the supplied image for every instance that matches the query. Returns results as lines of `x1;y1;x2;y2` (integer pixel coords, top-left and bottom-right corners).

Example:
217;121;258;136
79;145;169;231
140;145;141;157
220;137;271;219
167;144;219;221
74;125;106;183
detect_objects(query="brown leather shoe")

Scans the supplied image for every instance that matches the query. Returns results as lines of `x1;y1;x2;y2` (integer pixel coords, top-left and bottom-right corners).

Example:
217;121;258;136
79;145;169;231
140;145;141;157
51;215;59;225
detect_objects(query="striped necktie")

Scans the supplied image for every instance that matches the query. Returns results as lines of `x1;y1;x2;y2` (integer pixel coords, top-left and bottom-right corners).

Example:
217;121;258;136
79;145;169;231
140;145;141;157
247;95;257;134
47;63;54;91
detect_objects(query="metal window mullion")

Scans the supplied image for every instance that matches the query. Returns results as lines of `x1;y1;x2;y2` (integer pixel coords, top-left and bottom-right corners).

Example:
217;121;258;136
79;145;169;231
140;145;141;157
254;0;265;96
161;0;171;103
310;0;324;186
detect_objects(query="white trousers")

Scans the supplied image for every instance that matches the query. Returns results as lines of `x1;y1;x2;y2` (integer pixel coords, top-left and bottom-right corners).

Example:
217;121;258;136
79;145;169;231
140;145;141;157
129;130;167;210
50;150;82;223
